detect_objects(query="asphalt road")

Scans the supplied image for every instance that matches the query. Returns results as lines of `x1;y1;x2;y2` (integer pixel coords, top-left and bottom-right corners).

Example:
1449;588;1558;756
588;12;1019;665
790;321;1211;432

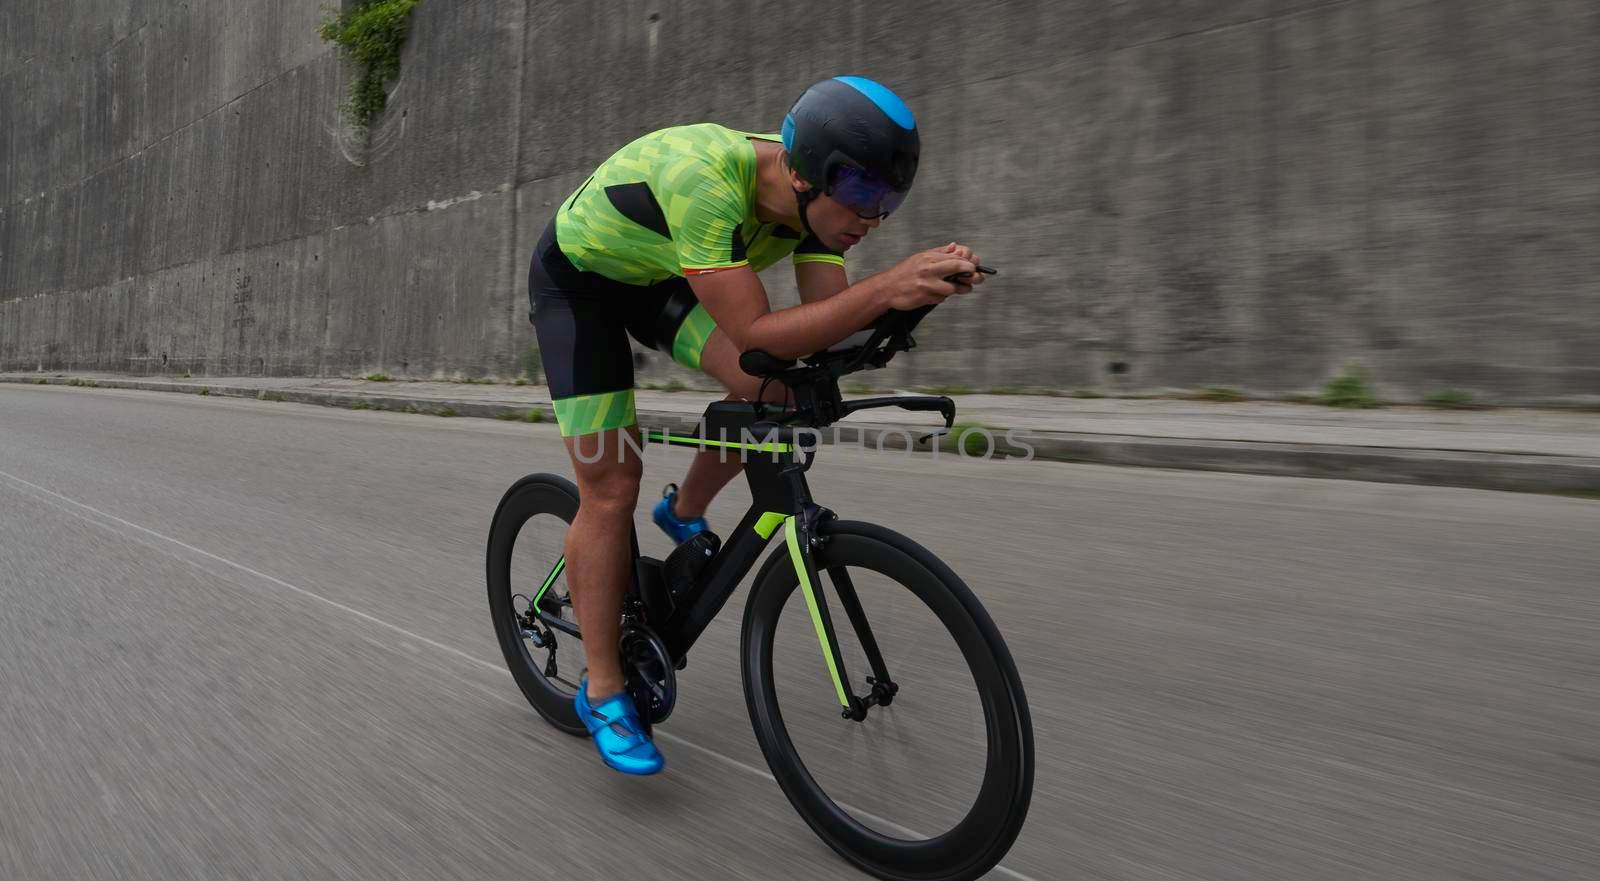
2;384;1597;881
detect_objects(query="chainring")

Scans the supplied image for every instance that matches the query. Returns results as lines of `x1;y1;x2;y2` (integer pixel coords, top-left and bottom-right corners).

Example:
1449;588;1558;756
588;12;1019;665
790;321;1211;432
620;624;677;725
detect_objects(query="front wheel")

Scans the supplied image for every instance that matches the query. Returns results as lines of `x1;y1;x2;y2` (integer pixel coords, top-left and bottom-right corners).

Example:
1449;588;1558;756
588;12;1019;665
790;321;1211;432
741;520;1034;881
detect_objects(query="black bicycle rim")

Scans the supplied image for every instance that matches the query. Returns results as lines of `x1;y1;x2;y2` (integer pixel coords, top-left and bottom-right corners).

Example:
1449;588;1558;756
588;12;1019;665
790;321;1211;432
486;473;586;736
741;520;1034;881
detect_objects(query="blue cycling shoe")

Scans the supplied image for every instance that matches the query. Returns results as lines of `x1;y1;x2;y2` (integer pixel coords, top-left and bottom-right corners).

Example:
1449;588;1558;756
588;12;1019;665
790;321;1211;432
575;679;665;776
652;483;708;544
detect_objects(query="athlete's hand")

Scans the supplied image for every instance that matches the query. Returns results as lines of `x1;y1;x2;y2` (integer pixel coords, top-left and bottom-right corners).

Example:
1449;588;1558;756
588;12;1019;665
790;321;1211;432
937;242;986;293
882;245;981;311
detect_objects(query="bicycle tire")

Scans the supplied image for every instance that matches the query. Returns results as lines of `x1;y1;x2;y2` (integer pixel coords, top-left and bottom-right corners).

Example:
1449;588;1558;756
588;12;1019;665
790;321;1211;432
741;519;1034;881
487;473;587;736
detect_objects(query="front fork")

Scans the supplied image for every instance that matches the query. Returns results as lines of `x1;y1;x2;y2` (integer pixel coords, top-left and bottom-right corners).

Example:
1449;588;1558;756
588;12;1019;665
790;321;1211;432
785;505;898;722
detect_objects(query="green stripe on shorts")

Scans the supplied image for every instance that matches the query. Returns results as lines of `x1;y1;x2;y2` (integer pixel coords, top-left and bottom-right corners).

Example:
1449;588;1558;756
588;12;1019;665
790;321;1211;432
552;389;637;437
671;302;717;371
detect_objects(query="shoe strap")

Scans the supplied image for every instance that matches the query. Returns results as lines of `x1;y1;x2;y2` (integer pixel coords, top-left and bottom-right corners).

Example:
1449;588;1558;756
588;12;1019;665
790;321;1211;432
589;692;652;743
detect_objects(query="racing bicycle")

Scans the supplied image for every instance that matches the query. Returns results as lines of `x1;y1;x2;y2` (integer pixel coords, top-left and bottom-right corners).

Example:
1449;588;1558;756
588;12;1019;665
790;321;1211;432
487;304;1033;881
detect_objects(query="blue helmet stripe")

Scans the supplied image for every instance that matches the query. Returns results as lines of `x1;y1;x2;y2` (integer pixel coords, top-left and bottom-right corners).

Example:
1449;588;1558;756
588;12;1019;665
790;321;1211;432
781;113;796;151
832;76;916;131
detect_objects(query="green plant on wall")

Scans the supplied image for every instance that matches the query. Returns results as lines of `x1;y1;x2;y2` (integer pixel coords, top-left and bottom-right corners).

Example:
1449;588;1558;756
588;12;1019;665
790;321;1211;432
319;0;421;127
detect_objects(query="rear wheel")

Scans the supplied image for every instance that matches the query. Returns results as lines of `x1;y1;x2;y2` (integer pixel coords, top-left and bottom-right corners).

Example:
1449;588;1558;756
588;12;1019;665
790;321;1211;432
487;474;587;735
741;520;1034;881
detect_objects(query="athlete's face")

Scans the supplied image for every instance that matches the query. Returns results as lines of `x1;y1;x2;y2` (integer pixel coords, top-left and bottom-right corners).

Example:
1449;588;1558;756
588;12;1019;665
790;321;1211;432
788;172;881;252
809;191;882;252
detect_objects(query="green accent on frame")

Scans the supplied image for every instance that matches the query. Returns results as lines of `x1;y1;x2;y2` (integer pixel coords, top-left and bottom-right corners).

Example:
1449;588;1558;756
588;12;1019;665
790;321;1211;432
786;516;849;709
532;556;565;609
753;512;786;540
641;430;791;453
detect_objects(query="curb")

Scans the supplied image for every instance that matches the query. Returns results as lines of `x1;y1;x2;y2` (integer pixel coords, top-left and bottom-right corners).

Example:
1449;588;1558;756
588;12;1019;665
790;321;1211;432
6;374;1598;497
1014;433;1600;496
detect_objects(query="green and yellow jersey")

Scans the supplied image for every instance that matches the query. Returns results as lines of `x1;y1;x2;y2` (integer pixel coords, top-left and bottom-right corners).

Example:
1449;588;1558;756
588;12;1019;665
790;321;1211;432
554;123;843;286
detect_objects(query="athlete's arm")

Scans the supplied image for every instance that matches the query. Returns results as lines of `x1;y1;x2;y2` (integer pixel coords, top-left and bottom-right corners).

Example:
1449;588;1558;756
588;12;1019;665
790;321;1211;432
688;248;979;361
688;267;886;360
792;232;849;304
794;259;849;305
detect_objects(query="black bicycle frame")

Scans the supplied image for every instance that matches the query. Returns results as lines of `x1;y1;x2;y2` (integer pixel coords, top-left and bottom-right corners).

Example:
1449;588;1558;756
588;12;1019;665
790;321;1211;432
644;401;817;659
527;399;871;719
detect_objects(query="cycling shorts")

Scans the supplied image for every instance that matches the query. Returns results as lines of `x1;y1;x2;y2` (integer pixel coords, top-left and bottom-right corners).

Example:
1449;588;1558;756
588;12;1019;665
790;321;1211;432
527;219;718;437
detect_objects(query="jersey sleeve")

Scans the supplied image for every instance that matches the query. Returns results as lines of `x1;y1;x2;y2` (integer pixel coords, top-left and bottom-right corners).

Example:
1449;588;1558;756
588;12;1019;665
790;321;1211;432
791;233;845;268
670;160;752;276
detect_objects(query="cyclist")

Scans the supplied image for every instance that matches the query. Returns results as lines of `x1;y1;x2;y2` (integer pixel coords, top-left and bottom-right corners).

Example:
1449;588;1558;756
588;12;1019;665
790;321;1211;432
527;76;984;775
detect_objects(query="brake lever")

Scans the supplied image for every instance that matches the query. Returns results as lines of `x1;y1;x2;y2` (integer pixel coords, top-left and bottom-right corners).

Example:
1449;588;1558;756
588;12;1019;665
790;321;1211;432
916;421;954;446
916;397;957;446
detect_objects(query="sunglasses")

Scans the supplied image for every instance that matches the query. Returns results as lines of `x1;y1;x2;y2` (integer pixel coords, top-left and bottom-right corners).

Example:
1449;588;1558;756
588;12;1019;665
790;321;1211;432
827;165;909;219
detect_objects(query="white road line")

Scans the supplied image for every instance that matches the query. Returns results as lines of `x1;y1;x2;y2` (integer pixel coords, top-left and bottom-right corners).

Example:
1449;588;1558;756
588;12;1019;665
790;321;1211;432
0;467;1044;881
0;468;493;671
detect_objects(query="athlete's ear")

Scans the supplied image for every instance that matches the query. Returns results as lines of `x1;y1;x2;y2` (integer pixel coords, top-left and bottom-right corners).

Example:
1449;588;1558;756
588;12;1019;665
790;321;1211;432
787;165;813;193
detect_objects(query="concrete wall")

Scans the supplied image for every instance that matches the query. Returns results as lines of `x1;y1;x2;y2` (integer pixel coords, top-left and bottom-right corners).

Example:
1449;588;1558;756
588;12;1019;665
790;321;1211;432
2;1;1597;402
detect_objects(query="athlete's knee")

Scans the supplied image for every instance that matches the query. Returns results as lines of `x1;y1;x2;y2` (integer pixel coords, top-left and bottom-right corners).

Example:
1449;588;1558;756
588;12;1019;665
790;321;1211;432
575;456;643;514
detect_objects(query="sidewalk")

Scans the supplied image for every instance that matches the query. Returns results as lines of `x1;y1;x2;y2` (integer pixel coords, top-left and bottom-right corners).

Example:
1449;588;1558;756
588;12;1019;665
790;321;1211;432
6;372;1598;496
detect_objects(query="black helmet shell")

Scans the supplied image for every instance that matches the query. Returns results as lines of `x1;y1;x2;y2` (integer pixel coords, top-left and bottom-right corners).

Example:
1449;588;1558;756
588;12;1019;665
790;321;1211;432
781;76;920;195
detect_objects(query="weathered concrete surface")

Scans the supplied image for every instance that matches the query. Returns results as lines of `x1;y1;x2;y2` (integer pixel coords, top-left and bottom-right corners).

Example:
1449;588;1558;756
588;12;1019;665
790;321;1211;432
3;2;1598;402
0;0;520;378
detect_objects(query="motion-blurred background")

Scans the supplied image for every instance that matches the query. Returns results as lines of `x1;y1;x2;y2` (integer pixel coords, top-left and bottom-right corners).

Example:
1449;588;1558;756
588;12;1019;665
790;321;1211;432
3;1;1595;402
4;5;1600;881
